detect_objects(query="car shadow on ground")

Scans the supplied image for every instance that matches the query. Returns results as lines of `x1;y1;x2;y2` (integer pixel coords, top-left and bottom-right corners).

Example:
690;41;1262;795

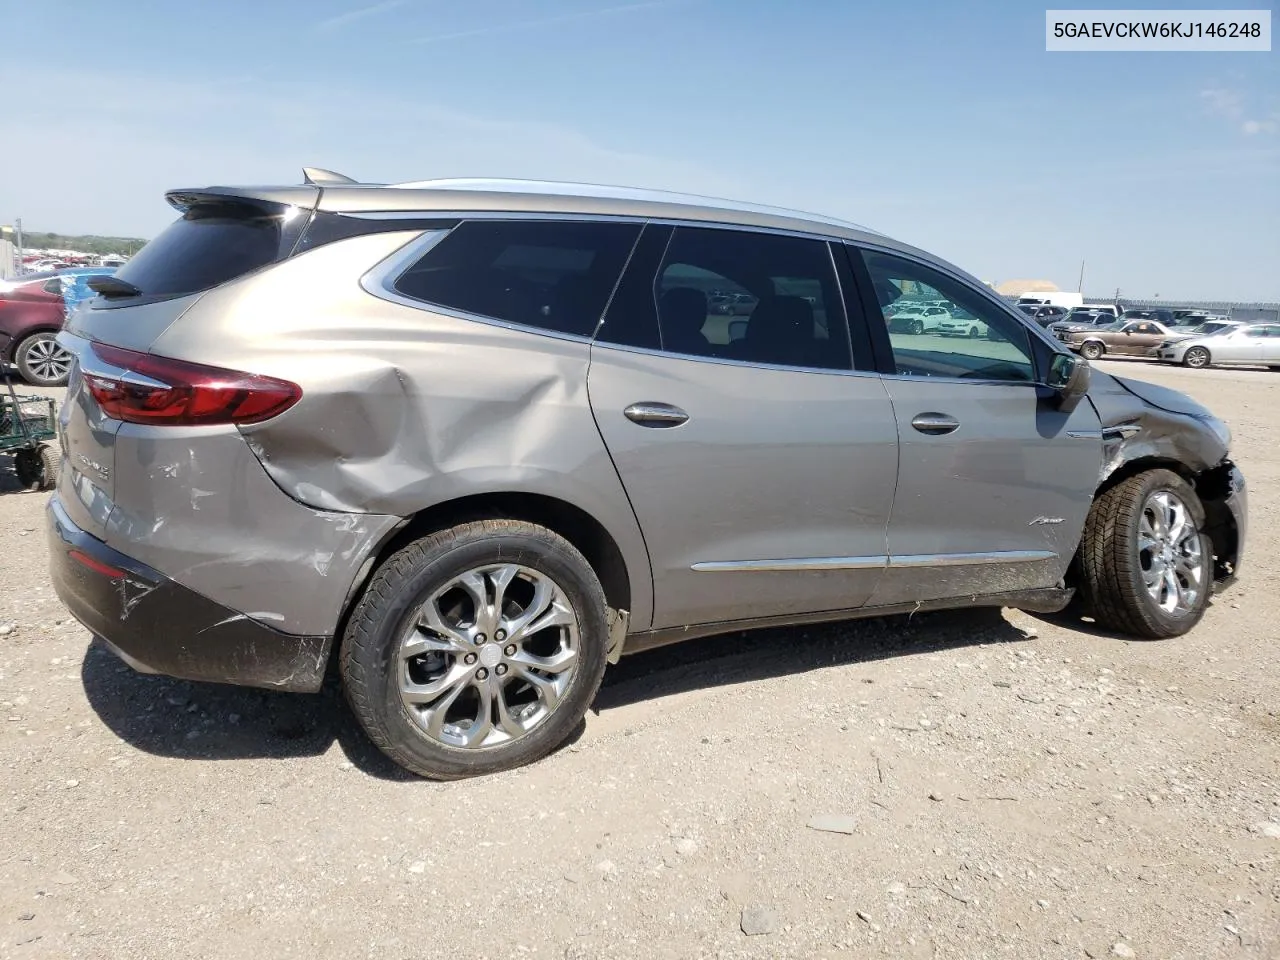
0;452;44;495
81;608;1032;781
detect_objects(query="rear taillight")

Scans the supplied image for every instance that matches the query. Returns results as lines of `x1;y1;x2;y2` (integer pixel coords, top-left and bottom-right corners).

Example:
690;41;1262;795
85;343;301;426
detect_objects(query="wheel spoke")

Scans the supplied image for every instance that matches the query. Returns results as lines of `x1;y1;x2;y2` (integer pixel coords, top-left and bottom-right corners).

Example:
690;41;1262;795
403;662;471;705
457;682;495;747
511;665;562;711
401;626;467;660
495;684;526;738
508;598;575;646
501;574;556;641
1142;557;1165;591
488;564;521;619
454;570;495;635
422;679;473;738
511;646;577;675
1162;567;1180;611
1165;500;1187;545
417;601;472;651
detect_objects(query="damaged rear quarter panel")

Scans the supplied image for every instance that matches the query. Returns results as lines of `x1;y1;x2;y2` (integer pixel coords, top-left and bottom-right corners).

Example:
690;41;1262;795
144;231;655;629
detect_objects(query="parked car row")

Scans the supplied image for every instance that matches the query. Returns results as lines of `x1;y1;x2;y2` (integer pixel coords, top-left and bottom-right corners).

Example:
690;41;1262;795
0;266;117;386
1056;315;1279;370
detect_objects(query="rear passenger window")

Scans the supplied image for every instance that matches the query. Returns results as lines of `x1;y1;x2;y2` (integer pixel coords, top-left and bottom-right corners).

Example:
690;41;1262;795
652;227;851;370
393;220;641;337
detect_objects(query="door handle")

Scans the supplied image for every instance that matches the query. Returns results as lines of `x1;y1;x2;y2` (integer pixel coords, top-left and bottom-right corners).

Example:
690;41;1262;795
910;412;960;435
624;402;689;427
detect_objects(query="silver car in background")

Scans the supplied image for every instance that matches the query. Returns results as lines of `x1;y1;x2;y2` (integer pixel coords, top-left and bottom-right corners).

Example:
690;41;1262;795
47;172;1247;779
1155;323;1280;369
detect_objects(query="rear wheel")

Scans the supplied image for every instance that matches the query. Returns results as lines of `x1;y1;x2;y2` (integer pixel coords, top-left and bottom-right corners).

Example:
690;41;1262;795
340;519;609;779
1076;469;1211;639
15;332;73;387
1183;346;1211;369
37;443;61;491
1079;341;1104;361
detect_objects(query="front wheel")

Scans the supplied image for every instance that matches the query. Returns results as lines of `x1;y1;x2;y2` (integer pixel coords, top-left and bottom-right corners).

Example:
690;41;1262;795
967;326;980;338
907;319;923;335
15;332;73;387
1183;346;1211;369
1076;469;1211;638
340;519;609;779
1079;341;1105;361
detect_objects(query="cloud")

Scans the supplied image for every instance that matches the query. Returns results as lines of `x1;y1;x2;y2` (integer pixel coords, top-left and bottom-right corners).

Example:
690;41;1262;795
1201;86;1277;136
315;0;406;32
411;0;685;44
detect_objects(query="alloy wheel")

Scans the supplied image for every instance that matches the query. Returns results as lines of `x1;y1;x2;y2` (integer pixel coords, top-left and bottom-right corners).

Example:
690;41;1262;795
1137;490;1204;617
398;563;579;749
23;337;72;385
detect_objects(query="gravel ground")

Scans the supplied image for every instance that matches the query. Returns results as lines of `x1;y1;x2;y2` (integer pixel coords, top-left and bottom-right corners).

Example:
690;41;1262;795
0;360;1277;960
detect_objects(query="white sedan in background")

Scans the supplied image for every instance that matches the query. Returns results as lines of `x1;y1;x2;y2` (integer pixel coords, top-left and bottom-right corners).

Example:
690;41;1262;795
1155;323;1280;369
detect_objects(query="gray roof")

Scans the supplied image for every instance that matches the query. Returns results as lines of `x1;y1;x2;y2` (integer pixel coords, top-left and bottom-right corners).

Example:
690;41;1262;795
305;177;891;246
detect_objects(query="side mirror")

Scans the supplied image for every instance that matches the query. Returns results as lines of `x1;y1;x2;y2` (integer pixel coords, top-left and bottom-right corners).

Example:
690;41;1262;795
1047;352;1090;412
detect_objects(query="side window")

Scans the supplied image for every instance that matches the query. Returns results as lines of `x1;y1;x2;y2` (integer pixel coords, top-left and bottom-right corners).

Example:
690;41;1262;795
652;226;851;370
860;250;1036;382
393;220;641;337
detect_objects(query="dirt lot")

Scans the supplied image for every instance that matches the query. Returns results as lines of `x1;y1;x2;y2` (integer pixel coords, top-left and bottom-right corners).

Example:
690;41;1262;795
1;360;1276;960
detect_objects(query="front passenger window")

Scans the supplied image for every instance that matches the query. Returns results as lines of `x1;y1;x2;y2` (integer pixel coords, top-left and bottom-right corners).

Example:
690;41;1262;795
860;250;1036;382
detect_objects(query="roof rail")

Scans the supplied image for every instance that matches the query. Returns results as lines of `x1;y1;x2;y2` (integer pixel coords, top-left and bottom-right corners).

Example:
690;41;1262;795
302;167;358;185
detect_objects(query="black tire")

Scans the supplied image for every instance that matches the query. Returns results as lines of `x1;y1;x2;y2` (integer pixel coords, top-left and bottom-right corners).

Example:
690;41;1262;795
1079;341;1105;361
12;448;41;490
1267;365;1280;372
340;519;609;780
1182;346;1210;369
908;319;923;335
1076;469;1211;639
15;332;73;387
968;326;980;338
37;443;61;491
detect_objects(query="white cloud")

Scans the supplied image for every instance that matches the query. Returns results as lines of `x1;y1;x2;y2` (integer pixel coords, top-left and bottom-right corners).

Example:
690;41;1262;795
1201;85;1277;136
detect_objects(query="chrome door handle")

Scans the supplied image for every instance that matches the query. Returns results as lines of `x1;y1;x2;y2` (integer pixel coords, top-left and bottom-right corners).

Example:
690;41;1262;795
624;402;689;427
910;412;960;435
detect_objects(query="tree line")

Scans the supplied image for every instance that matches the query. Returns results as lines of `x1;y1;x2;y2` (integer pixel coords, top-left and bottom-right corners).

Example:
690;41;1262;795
18;231;148;257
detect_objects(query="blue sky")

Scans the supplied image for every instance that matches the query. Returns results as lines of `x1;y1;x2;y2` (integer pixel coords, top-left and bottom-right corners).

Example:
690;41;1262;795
1;0;1276;300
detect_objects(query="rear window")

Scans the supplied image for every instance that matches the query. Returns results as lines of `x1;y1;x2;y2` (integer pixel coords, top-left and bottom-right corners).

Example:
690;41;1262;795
393;220;642;337
112;202;301;300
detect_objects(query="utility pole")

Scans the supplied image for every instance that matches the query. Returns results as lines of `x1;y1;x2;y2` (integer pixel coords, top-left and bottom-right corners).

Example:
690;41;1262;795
15;218;23;274
1077;258;1085;293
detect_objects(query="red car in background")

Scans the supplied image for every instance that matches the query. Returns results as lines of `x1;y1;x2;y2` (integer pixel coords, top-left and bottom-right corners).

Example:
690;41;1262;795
0;271;83;386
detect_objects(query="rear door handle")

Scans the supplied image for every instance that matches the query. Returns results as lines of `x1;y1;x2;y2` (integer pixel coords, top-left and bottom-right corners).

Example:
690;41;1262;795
910;412;960;435
624;402;689;427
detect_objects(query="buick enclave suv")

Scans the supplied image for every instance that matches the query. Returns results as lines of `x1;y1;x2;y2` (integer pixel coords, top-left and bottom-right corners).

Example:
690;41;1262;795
48;171;1246;779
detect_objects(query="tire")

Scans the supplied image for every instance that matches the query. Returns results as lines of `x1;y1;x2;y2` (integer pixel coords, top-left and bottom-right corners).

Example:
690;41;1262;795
908;319;923;335
1267;365;1280;372
968;326;980;338
15;332;73;387
340;519;609;780
1182;346;1210;369
1076;469;1212;639
37;443;61;491
1079;341;1104;361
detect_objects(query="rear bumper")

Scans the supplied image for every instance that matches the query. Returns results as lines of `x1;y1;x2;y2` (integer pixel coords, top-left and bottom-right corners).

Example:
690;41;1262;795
47;496;331;693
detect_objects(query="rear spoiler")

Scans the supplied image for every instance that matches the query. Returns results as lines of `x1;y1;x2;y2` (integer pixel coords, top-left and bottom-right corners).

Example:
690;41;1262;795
164;185;322;216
